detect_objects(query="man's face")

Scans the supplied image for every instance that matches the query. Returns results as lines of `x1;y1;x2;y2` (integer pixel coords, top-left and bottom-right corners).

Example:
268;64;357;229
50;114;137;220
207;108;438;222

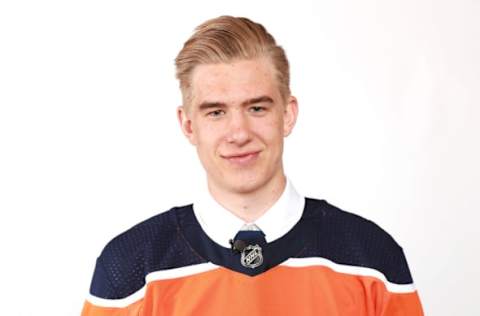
178;57;298;194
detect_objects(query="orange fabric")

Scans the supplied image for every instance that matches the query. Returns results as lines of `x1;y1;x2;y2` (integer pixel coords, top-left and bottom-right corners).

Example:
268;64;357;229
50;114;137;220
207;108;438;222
81;299;143;316
82;265;423;316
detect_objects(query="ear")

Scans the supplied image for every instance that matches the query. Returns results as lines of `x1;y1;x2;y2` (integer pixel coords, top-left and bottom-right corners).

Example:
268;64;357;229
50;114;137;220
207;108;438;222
283;95;299;137
177;106;196;145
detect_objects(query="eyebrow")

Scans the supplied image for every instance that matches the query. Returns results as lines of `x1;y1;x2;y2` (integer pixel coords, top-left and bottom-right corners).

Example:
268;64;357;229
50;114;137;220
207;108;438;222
197;95;274;111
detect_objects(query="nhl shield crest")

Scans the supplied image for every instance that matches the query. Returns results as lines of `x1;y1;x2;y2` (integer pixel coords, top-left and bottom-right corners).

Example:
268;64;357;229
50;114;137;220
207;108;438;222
240;244;263;268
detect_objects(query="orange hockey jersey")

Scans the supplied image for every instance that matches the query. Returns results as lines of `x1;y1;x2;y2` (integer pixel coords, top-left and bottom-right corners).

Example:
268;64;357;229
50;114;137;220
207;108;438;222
82;198;423;315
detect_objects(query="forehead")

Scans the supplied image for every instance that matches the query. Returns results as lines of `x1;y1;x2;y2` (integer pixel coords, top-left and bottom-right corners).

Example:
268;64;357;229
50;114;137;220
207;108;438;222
190;58;280;106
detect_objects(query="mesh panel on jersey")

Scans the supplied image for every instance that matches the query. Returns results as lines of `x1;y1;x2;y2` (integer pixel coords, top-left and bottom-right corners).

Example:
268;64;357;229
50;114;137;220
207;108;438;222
90;207;205;299
90;200;414;299
298;199;413;285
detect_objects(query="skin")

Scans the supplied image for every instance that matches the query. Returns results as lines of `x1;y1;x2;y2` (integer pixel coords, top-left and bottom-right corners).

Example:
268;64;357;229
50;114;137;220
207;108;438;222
177;57;298;222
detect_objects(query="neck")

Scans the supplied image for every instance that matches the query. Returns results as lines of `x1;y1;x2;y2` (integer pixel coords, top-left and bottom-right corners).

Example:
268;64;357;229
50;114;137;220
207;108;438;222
207;172;287;223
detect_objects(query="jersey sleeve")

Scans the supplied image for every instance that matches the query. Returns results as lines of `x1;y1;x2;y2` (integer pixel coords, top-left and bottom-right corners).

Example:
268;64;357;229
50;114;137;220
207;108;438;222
378;291;424;316
372;247;424;316
306;200;425;315
81;226;151;316
81;256;145;316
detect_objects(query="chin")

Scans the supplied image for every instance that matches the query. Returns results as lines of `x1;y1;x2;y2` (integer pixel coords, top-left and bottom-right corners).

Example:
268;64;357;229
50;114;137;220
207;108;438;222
222;174;267;194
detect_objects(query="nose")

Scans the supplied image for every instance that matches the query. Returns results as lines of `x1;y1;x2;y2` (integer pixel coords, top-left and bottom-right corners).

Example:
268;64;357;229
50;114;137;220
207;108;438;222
225;110;251;145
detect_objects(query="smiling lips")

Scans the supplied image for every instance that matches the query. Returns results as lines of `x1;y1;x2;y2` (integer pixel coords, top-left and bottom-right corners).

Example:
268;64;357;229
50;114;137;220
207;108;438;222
222;151;260;165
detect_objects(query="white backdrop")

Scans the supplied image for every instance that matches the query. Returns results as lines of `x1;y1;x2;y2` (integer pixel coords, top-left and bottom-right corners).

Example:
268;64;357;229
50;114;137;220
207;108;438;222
0;1;478;315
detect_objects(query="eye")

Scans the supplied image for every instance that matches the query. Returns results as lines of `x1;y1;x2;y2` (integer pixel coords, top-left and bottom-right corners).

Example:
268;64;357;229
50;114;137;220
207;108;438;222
207;109;225;117
249;106;266;113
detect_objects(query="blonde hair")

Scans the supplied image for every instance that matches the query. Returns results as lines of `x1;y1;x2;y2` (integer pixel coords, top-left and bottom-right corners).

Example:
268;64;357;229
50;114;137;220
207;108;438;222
175;15;290;106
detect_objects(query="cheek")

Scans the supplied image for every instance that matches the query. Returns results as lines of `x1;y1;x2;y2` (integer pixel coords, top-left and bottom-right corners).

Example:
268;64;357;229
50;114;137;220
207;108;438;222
194;125;223;155
256;117;284;143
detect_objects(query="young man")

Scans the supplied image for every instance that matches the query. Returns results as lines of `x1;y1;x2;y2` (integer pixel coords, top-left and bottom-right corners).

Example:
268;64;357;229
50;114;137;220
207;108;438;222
82;16;423;315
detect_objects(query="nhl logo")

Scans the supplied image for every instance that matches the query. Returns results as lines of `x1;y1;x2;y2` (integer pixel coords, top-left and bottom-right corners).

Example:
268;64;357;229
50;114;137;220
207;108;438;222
240;244;263;269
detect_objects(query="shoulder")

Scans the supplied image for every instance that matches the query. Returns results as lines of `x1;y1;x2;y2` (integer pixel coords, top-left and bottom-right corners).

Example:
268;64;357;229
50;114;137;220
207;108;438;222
301;198;413;284
90;204;198;299
303;197;397;244
97;206;185;270
101;206;182;256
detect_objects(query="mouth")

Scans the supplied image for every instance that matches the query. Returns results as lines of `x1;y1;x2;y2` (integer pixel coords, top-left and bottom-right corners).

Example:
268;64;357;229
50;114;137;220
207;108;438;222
222;151;260;165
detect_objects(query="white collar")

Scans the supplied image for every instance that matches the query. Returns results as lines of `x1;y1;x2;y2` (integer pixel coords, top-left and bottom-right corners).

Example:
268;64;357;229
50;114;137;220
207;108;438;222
193;178;305;248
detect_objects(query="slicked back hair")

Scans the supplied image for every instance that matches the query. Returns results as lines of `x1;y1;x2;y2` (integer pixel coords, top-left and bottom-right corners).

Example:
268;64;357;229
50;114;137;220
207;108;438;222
175;15;290;108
